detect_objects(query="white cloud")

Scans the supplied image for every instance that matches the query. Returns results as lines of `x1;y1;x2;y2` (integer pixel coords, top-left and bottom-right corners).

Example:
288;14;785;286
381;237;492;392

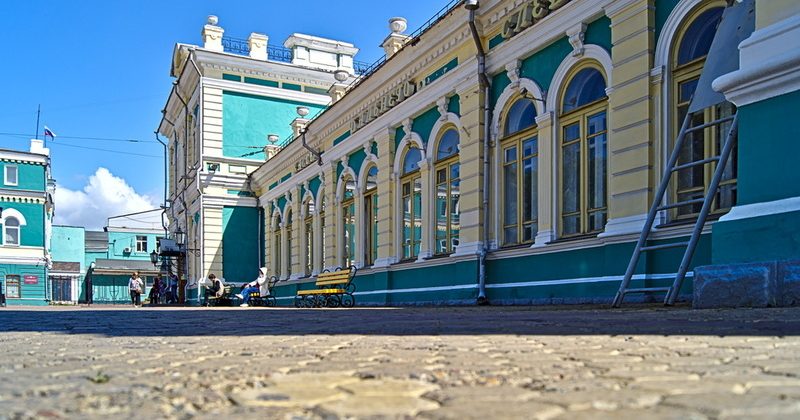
54;167;157;230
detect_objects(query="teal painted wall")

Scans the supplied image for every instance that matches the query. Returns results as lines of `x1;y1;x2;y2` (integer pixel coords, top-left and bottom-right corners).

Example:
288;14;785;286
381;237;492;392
51;226;85;271
348;149;367;176
737;91;800;205
0;264;47;305
0;161;45;191
655;0;681;44
271;234;709;306
710;90;800;265
107;231;161;260
222;206;260;282
222;91;326;160
85;251;107;269
0;201;44;247
584;16;612;53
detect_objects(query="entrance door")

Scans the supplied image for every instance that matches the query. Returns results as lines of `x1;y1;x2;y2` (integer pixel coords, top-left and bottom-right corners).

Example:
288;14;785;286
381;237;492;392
50;276;72;303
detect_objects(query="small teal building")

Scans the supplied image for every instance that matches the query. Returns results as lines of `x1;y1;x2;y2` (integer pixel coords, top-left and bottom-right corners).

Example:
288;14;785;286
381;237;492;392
0;140;54;306
85;209;166;304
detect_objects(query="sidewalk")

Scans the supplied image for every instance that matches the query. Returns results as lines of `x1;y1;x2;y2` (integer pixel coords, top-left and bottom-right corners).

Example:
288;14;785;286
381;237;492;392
1;305;799;418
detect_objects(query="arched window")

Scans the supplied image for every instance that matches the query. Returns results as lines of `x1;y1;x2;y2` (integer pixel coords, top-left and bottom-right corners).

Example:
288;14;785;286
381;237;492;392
4;217;20;246
434;128;460;254
304;198;315;276
559;65;608;237
504;99;537;135
319;196;327;269
273;213;282;277
672;5;734;220
341;177;356;267
363;166;379;265
501;98;539;246
285;209;293;278
401;147;422;260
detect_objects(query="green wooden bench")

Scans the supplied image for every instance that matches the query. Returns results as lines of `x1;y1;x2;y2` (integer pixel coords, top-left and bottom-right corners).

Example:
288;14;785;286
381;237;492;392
247;276;279;307
294;266;358;308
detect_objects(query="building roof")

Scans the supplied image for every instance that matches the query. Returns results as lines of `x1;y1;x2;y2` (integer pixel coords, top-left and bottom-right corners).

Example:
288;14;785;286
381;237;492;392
85;231;109;251
92;258;160;276
51;261;81;273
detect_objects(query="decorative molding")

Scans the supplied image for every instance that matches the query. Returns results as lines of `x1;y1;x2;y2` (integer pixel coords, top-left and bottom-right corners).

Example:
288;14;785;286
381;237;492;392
718;196;800;223
202;77;331;106
597;213;649;238
566;22;587;57
545;44;613;113
505;59;522;88
713;14;800;107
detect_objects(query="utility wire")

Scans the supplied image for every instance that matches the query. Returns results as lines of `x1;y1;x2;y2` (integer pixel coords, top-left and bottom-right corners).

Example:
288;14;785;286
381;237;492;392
47;142;160;158
0;131;154;143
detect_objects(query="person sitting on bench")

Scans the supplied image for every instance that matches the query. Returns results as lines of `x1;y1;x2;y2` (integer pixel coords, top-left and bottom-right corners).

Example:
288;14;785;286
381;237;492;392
204;273;223;304
236;267;269;307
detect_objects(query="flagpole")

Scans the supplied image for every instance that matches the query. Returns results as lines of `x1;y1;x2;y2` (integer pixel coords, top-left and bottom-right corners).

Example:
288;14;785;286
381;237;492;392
35;104;41;140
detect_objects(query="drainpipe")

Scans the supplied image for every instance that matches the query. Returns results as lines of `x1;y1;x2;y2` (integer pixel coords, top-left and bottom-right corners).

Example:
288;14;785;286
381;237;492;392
466;1;491;305
300;127;323;166
174;82;191;302
154;131;169;237
187;49;206;301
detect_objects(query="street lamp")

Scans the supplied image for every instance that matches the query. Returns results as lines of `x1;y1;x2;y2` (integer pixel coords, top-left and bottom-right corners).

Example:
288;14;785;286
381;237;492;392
149;250;159;266
175;227;186;247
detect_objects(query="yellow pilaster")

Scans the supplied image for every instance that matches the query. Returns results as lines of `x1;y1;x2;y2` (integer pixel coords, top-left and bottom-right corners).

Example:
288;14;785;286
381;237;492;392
453;81;484;254
322;162;338;270
603;0;656;234
375;128;396;266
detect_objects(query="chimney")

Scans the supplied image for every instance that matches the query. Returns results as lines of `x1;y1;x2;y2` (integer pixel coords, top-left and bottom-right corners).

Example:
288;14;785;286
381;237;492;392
202;15;224;52
30;139;50;156
248;32;269;60
382;17;411;58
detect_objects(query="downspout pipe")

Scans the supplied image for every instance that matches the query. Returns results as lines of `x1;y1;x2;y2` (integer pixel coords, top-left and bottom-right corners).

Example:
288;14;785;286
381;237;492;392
187;50;205;303
300;127;323;166
154;131;169;237
467;1;491;305
174;82;191;301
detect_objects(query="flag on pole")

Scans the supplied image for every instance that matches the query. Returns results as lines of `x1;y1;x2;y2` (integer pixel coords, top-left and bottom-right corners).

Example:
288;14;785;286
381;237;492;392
43;126;57;139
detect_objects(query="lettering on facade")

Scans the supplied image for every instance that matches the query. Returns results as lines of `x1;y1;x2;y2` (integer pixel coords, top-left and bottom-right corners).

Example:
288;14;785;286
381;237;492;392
501;0;572;40
23;275;38;285
295;152;318;172
350;80;417;134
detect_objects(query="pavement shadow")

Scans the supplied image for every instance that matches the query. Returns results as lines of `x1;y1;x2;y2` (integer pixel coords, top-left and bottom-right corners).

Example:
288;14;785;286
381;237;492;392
1;306;799;337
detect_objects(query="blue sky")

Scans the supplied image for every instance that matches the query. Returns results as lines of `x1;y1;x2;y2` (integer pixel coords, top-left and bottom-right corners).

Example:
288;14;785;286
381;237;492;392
0;0;449;228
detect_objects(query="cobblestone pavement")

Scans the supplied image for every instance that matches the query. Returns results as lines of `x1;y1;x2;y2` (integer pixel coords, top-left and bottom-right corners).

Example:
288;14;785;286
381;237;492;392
1;305;800;419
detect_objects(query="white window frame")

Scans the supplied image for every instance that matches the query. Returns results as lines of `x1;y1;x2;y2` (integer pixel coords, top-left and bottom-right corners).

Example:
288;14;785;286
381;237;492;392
135;235;148;253
4;165;18;186
4;217;20;246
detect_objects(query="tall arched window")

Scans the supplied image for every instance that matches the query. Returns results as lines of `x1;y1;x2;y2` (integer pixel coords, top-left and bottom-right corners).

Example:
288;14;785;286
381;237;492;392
304;198;315;276
341;177;356;267
559;66;608;237
319;196;326;268
671;5;734;220
363;166;378;265
434;128;460;254
273;213;282;277
401;147;422;260
285;209;293;278
4;217;20;246
501;98;538;246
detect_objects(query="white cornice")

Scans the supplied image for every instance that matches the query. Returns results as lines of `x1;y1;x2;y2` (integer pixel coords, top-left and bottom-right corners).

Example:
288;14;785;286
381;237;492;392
713;14;800;107
0;150;48;164
203;78;332;106
194;49;342;87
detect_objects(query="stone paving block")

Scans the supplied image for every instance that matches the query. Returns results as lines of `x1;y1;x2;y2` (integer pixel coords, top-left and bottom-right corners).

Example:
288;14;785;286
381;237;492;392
693;262;778;308
533;389;662;411
664;392;800;418
779;259;800;306
554;406;708;419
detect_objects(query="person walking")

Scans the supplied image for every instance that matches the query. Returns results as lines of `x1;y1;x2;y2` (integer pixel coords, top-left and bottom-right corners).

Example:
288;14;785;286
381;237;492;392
167;274;178;304
128;272;144;307
235;267;269;307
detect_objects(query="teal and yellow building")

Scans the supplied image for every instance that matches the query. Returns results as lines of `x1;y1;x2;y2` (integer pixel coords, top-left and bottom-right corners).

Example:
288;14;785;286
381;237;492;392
164;0;800;306
0;140;54;306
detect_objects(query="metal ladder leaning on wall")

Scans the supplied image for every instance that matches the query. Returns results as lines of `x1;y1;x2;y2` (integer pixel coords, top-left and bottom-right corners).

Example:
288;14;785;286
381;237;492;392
611;0;754;308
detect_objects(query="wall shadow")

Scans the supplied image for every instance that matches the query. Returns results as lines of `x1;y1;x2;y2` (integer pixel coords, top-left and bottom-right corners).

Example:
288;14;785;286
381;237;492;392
1;306;799;337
